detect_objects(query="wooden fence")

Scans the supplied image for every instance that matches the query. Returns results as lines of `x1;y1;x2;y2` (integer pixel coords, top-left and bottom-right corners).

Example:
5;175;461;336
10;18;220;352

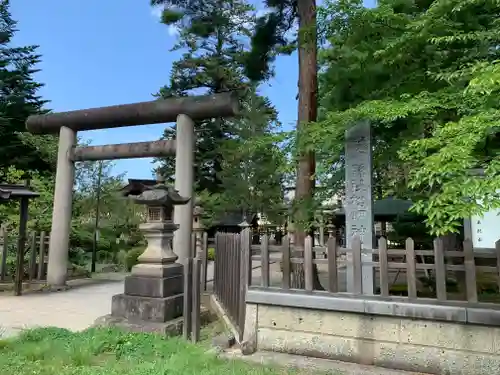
0;228;50;283
213;228;251;341
250;234;500;304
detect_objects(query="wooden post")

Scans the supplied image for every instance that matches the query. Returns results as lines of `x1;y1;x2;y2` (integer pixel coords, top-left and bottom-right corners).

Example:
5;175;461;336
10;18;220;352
406;238;417;299
201;232;208;291
327;236;338;293
304;236;314;291
0;227;7;281
15;197;30;296
231;233;238;319
191;232;196;259
261;233;269;287
191;256;201;343
38;231;46;280
433;238;447;301
496;240;500;294
28;232;37;282
183;257;193;340
214;234;219;296
282;235;291;289
378;237;389;297
463;239;477;302
238;221;251;343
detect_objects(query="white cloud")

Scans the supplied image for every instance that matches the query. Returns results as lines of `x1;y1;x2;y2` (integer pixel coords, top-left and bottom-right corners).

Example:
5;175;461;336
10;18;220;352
256;8;271;18
167;25;180;36
151;6;163;19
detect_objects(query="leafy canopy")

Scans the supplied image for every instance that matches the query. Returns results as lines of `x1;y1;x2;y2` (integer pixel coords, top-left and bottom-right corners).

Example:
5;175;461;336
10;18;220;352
152;0;287;222
313;0;500;235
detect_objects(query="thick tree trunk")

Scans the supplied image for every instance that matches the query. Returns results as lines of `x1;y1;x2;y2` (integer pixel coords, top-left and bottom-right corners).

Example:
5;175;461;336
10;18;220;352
291;0;323;290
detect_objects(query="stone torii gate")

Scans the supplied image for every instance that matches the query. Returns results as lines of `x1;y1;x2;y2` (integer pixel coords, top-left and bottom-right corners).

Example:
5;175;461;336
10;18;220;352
26;93;239;287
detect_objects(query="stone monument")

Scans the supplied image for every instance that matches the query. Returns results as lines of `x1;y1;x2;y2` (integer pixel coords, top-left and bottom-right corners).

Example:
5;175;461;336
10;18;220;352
97;173;190;334
344;120;375;294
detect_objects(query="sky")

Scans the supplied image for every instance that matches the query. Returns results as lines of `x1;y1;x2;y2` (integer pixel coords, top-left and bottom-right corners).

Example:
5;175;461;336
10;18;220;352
11;0;299;180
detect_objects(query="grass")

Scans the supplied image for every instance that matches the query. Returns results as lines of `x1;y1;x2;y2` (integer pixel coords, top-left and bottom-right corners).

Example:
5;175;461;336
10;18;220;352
0;324;307;375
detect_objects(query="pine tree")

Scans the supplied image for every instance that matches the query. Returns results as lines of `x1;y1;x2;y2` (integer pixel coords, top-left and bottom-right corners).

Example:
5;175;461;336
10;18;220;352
244;0;320;289
152;0;285;220
0;0;54;180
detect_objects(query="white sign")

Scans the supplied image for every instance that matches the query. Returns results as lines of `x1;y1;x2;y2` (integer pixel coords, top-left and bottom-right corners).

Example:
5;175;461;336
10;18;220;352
471;208;500;248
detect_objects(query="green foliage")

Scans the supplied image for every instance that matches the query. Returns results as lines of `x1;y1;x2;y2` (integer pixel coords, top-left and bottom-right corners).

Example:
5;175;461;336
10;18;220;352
388;215;433;249
244;0;298;81
0;0;57;177
313;0;500;235
124;247;144;271
152;0;286;223
0;326;302;374
0;161;144;269
207;247;215;261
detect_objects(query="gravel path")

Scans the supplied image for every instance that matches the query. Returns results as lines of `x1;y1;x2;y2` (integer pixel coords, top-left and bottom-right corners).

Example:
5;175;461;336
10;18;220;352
0;280;124;338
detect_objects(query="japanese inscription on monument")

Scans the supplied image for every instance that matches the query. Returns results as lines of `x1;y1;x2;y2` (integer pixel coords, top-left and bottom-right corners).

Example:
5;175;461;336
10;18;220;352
471;208;500;249
345;121;374;294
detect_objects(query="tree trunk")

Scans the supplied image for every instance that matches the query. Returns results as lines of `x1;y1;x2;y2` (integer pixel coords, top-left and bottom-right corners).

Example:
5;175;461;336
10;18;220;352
291;0;323;290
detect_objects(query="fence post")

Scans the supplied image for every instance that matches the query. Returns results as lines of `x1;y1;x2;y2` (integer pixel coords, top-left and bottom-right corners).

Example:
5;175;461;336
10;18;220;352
183;257;193;340
29;232;37;282
463;238;477;302
261;233;269;287
378;237;389;297
38;231;46;280
327;235;338;293
191;256;201;343
433;238;447;301
191;232;196;259
304;235;313;292
496;240;500;294
0;227;7;281
282;235;291;289
406;238;417;299
238;220;251;342
15;197;29;296
214;234;219;296
201;232;208;291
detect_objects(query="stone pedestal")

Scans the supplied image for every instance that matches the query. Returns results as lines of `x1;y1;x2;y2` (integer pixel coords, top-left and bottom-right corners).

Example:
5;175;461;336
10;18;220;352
98;220;185;334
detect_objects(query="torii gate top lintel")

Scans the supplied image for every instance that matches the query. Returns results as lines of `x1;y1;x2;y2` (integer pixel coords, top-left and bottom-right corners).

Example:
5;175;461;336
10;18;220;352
25;92;239;135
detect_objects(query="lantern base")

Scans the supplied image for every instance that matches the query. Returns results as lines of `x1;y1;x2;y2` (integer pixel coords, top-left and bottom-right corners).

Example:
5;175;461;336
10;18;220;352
124;272;183;298
110;293;183;323
105;262;184;331
131;262;182;278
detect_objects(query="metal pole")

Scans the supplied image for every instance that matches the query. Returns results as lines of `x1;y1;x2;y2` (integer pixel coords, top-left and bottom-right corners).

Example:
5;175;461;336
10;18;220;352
91;161;103;273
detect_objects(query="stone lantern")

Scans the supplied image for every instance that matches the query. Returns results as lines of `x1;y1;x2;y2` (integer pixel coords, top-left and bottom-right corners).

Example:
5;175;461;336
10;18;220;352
130;178;189;270
103;173;191;334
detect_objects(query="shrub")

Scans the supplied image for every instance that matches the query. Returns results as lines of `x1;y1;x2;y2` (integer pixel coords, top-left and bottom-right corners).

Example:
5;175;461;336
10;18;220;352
68;264;91;279
125;247;144;271
207;247;215;261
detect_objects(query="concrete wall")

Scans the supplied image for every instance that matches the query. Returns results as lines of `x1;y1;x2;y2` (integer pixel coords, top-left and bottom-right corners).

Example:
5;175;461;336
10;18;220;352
243;290;500;375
